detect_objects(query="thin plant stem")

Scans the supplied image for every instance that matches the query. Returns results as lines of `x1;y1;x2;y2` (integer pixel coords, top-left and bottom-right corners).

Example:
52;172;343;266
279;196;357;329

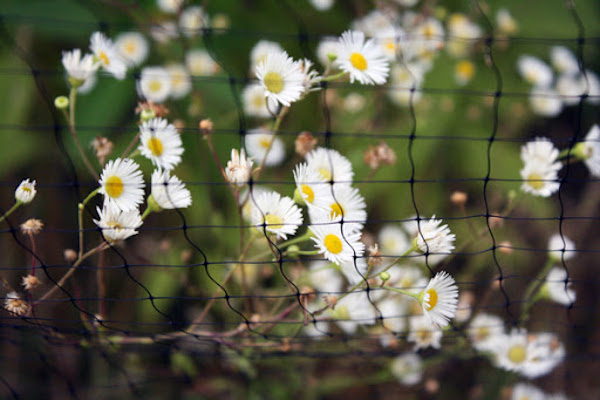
121;132;141;159
97;249;107;319
68;87;99;179
78;188;100;259
0;202;21;224
36;242;109;304
520;257;554;324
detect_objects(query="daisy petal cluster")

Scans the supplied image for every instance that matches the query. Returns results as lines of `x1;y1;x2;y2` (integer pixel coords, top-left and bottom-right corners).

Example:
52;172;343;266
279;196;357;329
419;271;459;328
138;66;172;103
94;205;143;243
4;291;28;316
305;147;354;184
309;216;365;265
244;128;286;167
139;117;184;171
62;49;99;86
90;32;127;80
99;158;145;212
335;30;389;85
251;190;303;240
520;137;562;197
115;32;149;67
255;51;305;107
225;148;253;186
150;169;192;210
547;233;576;261
414;216;456;260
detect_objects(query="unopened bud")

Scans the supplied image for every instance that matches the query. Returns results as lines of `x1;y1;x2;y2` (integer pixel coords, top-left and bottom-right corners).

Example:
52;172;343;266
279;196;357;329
498;240;513;255
54;96;69;110
64;248;77;263
380;271;390;282
425;379;440;394
173;119;185;133
199;119;214;137
327;52;337;63
450;191;468;207
363;141;396;170
324;294;338;309
140;108;156;122
368;244;382;267
295;131;317;157
488;213;504;229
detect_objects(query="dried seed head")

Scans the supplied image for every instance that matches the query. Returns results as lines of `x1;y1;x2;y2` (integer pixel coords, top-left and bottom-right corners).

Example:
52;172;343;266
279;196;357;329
324;295;338;309
488;213;504;229
199;118;214;136
135;100;169;119
363;141;396;170
4;292;28;316
295;131;317;157
173;119;185;133
91;136;114;166
20;219;44;235
368;243;382;267
21;274;41;291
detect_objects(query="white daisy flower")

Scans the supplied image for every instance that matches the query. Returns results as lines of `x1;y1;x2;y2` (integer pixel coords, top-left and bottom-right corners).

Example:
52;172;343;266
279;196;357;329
496;9;518;35
373;26;404;61
520;137;561;166
157;0;183;14
577;124;600;176
255;51;305;107
244;128;286;167
225;148;253;186
4;291;28;316
62;49;98;84
404;17;445;61
310;217;365;265
390;353;423;386
379;225;411;257
467;313;506;353
179;6;209;37
446;13;482;58
407;315;443;350
90;32;127;80
316;36;339;66
524;332;566;379
251;191;303;240
329;291;378;334
15;178;37;204
308;260;343;294
185;49;219;76
250;40;284;70
293;162;331;208
547;233;576;261
305;147;354;184
419;271;459;327
529;87;563;117
511;383;546;400
352;10;394;37
150;169;192;210
378;296;407;333
139;117;184;171
550;46;579;76
138;66;172;103
387;62;425;107
517;55;553;88
99;158;145;212
335;30;389;85
414;216;456;258
520;159;561;197
94;204;143;243
555;73;587;106
343;92;366;113
166;64;192;99
492;328;531;373
242;83;271;118
309;0;334;11
311;184;367;230
542;267;576;305
115;32;149;67
455;60;475;86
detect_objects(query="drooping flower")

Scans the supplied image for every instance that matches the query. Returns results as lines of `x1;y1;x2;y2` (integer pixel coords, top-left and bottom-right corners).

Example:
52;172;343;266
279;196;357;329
150;169;192;210
15;179;37;204
419;271;459;327
541;267;576;305
62;49;98;85
225;148;253;186
94;204;143;243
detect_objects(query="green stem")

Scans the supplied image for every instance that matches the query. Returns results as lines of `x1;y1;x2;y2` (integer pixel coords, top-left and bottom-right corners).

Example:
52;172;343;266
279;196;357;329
380;285;421;300
319;70;349;82
279;230;313;249
78;188;100;259
0;202;21;224
293;250;320;256
68;87;99;179
141;206;153;221
520;258;554;324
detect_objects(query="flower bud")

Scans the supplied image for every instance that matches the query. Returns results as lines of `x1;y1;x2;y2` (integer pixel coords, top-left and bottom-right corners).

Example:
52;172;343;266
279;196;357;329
54;96;69;110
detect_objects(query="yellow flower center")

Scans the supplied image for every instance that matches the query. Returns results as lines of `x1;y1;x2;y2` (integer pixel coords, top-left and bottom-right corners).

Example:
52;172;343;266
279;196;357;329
107;221;124;230
124;41;136;55
475;326;490;341
423;25;435;39
149;80;162;93
350;52;367;71
104;175;124;198
10;299;25;308
253;95;266;108
301;184;315;203
416;328;432;342
259;137;272;149
324;234;343;254
456;60;475;79
264;71;284;94
264;213;283;228
22;187;31;193
384;41;395;51
147;137;164;156
526;173;544;190
424;288;438;310
330;202;344;218
508;345;527;364
318;167;332;181
99;51;110;66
